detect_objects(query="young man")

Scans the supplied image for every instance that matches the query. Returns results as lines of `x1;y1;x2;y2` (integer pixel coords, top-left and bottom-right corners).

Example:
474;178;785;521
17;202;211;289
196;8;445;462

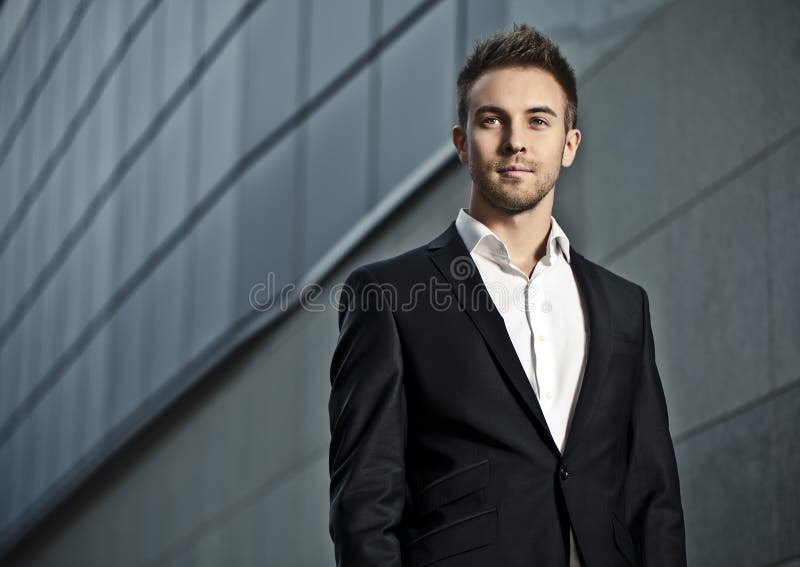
329;24;686;567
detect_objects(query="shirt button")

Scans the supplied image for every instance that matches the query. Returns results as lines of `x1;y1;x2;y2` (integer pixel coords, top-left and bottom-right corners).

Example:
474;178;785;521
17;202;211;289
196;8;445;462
537;335;545;341
541;300;552;313
545;391;553;400
559;464;570;481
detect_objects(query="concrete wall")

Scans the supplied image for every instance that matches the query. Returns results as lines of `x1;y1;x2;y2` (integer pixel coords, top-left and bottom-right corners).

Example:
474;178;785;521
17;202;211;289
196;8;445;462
555;0;799;563
1;0;797;565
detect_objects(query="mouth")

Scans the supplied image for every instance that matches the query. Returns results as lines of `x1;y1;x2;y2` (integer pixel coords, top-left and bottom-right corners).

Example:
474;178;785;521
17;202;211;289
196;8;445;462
497;165;533;178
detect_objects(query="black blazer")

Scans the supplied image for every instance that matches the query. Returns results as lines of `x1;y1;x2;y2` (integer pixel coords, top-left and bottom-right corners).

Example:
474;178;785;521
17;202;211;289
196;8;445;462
329;222;686;567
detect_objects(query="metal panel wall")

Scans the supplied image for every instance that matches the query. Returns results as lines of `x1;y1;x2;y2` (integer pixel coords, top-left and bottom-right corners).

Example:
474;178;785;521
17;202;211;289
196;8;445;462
0;0;480;555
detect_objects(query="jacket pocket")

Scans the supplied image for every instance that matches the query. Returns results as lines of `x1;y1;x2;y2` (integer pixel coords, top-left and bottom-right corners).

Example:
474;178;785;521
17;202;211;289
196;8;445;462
417;458;490;516
611;512;637;566
405;507;497;566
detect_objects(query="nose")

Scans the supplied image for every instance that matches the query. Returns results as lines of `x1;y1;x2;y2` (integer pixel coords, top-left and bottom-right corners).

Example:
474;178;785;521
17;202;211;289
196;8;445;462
503;124;526;154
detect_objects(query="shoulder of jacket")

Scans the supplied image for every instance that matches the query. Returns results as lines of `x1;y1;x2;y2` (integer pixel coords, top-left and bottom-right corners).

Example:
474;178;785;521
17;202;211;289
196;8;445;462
574;251;645;299
346;243;431;285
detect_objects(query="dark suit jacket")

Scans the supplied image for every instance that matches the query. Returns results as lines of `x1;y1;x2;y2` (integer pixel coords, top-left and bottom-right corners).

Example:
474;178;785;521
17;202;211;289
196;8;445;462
328;221;686;567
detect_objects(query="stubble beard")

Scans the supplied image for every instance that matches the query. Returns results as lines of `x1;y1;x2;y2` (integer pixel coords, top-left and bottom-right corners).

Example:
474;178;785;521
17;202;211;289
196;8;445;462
470;159;559;214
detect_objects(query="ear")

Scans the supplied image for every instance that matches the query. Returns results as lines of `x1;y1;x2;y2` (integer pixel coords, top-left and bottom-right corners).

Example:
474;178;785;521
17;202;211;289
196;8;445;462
561;128;581;167
452;124;468;164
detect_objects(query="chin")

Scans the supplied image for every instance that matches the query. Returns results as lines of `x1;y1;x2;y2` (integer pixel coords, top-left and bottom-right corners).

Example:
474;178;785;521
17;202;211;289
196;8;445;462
487;183;545;207
488;193;543;213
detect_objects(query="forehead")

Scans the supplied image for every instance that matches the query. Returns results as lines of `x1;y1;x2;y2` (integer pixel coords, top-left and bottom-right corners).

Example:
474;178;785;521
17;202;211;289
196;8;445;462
468;66;565;113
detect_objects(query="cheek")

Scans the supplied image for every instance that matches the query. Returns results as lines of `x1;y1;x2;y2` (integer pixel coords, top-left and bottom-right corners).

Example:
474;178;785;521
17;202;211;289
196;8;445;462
542;143;566;165
467;142;491;164
469;131;498;152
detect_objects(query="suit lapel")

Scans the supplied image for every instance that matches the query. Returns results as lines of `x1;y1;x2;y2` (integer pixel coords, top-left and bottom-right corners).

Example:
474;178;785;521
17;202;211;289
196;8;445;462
426;222;616;459
427;222;560;456
561;247;614;458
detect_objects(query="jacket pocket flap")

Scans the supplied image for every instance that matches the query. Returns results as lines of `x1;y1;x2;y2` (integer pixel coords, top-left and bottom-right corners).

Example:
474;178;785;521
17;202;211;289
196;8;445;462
406;507;496;566
417;459;490;516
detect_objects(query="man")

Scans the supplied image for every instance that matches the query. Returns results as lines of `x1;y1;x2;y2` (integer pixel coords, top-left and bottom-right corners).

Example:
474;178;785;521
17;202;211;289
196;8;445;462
329;23;686;567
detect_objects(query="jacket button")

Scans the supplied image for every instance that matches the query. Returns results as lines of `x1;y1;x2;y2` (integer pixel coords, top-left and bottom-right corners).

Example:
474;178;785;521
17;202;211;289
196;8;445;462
559;464;570;481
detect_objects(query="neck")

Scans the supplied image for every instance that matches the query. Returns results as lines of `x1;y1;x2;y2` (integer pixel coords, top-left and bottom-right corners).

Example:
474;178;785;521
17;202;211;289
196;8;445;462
467;187;555;277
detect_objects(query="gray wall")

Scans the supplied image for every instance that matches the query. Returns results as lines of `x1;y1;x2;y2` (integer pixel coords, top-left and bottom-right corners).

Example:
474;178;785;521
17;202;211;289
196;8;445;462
0;0;797;565
0;0;503;555
559;0;800;564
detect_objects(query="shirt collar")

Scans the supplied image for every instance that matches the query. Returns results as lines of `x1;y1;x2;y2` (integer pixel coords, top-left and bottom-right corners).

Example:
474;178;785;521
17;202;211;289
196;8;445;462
454;207;571;265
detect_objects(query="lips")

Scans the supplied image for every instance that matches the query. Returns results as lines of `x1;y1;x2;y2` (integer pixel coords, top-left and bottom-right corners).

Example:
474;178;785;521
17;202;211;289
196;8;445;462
498;165;533;178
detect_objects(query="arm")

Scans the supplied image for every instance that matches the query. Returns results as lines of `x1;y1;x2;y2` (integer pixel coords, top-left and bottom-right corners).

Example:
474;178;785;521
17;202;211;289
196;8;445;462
625;287;687;566
328;266;408;566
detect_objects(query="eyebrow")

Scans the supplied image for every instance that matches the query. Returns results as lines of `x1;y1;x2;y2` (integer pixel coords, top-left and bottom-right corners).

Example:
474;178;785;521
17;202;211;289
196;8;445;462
474;105;559;119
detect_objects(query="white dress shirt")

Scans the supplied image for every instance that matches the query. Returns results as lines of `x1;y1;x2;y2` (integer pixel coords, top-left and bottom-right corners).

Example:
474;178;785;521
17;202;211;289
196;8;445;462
455;207;588;567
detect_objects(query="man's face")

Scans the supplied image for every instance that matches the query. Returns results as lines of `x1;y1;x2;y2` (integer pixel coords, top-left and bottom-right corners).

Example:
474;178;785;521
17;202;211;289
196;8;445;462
453;66;581;213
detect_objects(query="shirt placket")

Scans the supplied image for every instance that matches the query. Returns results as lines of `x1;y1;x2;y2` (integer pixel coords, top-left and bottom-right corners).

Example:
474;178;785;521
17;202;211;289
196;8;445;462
530;268;560;443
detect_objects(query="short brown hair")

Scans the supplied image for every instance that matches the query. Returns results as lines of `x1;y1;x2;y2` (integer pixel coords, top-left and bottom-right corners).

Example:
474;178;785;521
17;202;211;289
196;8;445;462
456;23;578;132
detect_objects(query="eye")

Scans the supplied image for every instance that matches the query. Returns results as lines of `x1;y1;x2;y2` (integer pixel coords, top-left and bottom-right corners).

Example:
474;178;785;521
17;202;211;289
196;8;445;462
531;117;548;126
483;116;501;125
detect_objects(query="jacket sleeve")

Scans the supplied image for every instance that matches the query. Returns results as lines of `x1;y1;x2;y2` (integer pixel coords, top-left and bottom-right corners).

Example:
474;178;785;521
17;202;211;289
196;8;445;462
625;286;687;566
328;266;408;566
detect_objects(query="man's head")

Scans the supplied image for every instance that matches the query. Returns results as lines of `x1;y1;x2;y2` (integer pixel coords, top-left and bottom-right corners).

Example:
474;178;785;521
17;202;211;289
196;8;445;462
457;23;578;133
453;24;581;214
